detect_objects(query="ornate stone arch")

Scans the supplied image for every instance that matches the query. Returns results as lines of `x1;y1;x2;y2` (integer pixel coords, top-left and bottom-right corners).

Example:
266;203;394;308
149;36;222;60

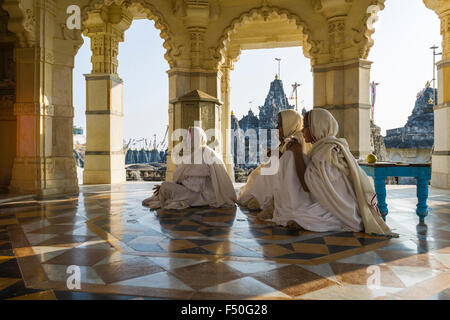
81;0;178;68
350;0;386;59
1;0;36;47
214;4;316;69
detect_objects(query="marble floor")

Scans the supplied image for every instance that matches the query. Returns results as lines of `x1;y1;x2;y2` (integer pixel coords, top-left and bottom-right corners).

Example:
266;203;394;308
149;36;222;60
0;182;449;300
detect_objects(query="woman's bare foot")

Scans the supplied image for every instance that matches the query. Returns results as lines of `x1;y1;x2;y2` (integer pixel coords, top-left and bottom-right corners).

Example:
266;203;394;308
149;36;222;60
257;199;274;220
257;208;273;220
247;197;260;211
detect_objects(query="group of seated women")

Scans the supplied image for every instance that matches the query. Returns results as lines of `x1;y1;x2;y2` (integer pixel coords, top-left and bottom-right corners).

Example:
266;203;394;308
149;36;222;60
142;109;396;237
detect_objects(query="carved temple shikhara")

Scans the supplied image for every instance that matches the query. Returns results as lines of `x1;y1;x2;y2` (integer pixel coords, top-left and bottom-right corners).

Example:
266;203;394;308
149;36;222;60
0;0;449;197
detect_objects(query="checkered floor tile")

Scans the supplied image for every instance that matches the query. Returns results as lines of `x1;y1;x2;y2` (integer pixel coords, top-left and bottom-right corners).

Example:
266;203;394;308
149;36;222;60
0;183;448;300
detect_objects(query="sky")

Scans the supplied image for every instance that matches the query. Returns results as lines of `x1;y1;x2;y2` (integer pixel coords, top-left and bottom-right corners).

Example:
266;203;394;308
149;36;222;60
73;0;442;142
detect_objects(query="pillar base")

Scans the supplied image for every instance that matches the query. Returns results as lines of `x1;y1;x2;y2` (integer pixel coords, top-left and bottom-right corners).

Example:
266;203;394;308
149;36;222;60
165;152;175;182
83;153;126;185
9;157;79;196
431;155;450;189
83;169;126;185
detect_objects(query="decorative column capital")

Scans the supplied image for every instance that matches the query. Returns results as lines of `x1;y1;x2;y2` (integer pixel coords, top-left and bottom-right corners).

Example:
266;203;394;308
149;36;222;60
327;17;346;62
83;4;132;75
174;0;221;69
440;12;450;59
220;67;230;95
2;0;37;48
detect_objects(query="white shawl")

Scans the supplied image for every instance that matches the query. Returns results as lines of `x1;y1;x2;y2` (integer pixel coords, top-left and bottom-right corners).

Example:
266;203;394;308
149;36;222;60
173;127;237;208
304;109;398;237
237;109;310;205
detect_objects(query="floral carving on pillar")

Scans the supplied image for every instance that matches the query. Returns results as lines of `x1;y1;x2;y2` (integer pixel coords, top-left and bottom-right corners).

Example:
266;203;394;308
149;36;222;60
23;8;35;32
328;17;346;61
220;59;232;97
350;1;385;60
440;14;450;59
179;0;212;68
188;26;206;68
1;0;36;47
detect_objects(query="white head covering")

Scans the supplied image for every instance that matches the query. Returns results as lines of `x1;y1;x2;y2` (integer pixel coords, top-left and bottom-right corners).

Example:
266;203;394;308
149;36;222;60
183;126;208;165
307;108;339;143
278;109;312;154
187;126;207;150
306;108;397;237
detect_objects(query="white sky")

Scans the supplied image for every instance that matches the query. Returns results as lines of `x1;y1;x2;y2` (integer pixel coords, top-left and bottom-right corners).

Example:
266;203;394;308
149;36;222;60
73;0;441;142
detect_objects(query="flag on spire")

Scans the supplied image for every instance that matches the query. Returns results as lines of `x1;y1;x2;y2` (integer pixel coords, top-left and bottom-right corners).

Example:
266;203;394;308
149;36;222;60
290;83;299;100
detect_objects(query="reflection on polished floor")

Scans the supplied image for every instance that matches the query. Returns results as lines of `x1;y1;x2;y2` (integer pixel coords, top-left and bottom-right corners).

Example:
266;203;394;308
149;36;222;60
0;182;449;300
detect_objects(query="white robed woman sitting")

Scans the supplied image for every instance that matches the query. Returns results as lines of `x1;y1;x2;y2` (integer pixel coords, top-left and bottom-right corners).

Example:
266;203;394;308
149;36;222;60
282;108;396;236
256;109;348;231
237;109;311;212
142;126;236;210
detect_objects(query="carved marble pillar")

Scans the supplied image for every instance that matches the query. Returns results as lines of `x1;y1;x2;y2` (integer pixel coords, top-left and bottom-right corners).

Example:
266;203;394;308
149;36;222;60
9;1;79;196
433;14;450;188
424;0;450;188
0;43;16;193
83;7;131;184
313;59;372;159
8;46;79;196
40;35;82;196
166;68;225;181
8;47;41;194
83;73;125;184
220;64;234;180
163;0;231;180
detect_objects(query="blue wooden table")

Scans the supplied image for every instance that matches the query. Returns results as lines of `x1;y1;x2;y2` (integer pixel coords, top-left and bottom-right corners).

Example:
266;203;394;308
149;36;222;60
359;162;432;222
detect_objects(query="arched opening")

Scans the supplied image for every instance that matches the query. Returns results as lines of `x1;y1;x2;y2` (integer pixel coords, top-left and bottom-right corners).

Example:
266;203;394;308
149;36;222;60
120;19;169;183
77;2;172;185
369;0;441;136
73;33;90;184
230;47;313;179
367;0;441;185
216;7;313;180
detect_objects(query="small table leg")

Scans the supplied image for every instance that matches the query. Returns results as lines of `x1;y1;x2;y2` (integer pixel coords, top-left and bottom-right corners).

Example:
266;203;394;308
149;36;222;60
374;176;388;220
416;177;429;222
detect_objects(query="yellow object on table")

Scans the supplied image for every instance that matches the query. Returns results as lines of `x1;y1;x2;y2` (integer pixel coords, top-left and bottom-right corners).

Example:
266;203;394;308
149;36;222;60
366;154;377;164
